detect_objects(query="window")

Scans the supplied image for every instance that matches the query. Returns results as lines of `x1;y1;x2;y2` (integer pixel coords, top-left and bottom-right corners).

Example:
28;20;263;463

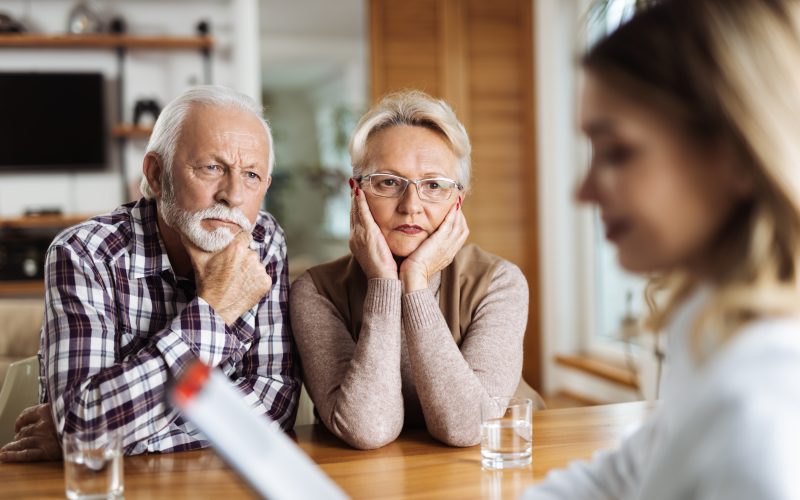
581;0;651;362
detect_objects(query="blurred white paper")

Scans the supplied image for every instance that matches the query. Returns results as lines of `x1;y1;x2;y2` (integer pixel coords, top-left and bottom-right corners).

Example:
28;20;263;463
172;362;348;500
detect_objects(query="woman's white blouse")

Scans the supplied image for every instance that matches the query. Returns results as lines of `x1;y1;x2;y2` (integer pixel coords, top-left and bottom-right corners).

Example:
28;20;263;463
523;287;800;500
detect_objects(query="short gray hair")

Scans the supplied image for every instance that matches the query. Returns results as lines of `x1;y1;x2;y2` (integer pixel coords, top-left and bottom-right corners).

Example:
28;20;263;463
140;85;275;199
349;90;471;190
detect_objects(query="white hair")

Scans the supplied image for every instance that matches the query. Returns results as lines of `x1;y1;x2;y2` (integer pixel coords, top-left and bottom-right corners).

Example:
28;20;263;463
349;90;472;190
140;85;275;199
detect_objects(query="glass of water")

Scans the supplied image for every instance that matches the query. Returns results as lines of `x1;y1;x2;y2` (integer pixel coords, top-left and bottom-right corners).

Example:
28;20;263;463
63;425;124;500
480;397;532;469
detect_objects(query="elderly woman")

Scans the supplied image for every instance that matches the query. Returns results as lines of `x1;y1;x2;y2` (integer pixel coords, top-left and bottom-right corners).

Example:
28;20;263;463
290;90;543;450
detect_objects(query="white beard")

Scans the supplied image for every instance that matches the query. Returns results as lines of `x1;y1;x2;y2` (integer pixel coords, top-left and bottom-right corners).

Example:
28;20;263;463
159;188;254;252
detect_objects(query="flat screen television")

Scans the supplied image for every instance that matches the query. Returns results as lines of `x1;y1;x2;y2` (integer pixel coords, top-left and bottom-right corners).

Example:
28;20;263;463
0;72;106;171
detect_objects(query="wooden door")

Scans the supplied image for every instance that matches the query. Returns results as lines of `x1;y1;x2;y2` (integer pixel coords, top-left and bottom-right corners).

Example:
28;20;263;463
369;0;541;390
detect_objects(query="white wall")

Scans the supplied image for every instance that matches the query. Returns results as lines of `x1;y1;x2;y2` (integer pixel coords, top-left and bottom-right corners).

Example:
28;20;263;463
0;0;260;217
535;0;587;395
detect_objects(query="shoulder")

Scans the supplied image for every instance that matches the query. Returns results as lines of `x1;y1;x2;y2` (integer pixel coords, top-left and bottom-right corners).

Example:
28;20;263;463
675;317;800;492
49;202;138;263
253;210;286;250
457;245;528;291
306;255;353;278
710;316;800;395
290;271;318;301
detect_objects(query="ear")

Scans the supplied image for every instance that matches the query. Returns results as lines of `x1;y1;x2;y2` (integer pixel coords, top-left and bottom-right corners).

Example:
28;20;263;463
263;175;272;193
142;153;165;198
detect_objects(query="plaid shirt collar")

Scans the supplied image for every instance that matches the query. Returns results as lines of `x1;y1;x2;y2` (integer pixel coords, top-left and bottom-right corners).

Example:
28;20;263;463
127;197;271;280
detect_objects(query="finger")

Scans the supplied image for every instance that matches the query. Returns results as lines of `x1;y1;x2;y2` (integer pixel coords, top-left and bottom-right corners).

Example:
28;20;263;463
430;203;459;240
0;436;39;453
349;189;357;231
14;405;45;433
354;187;378;229
15;422;38;439
0;448;45;463
453;206;469;237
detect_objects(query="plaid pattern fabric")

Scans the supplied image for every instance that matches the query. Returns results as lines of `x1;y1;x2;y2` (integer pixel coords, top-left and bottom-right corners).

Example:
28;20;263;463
38;198;299;455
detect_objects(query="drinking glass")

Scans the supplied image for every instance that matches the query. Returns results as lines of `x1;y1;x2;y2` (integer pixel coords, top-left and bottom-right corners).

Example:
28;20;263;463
63;425;124;500
480;397;532;469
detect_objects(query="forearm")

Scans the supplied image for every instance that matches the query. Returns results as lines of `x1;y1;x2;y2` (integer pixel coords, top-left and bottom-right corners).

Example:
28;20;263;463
402;290;491;446
292;275;404;449
403;262;529;446
47;298;238;451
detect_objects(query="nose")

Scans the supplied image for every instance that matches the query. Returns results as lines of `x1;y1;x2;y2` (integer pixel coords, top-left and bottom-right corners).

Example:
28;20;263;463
214;172;245;208
397;182;424;214
575;166;599;204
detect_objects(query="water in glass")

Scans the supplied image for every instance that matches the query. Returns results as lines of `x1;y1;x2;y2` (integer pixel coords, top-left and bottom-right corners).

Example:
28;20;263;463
65;447;123;500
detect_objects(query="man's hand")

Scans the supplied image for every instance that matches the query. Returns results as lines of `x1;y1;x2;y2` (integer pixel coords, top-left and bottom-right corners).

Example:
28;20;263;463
399;201;469;292
184;231;272;325
0;403;62;462
349;184;398;280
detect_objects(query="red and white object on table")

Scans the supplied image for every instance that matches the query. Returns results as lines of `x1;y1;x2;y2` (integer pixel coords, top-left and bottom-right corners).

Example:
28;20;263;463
172;362;348;500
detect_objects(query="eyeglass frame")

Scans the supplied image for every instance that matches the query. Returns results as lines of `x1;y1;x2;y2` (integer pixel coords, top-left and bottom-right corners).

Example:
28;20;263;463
354;172;464;202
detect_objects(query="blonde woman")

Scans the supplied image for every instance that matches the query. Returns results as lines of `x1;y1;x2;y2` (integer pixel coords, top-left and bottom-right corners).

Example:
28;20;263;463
525;0;800;498
290;90;543;450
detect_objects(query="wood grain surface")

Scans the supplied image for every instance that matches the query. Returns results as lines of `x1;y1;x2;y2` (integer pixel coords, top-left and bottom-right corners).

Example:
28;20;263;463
0;402;650;499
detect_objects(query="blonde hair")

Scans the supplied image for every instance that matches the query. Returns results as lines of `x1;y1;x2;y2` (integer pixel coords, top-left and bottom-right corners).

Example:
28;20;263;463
349;90;472;190
586;0;800;356
140;85;275;199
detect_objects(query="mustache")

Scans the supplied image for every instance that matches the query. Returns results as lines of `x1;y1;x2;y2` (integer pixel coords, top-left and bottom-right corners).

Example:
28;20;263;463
193;204;253;232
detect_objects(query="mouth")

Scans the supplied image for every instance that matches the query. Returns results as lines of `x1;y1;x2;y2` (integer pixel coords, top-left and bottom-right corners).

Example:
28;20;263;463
203;218;242;231
394;224;425;235
603;218;632;242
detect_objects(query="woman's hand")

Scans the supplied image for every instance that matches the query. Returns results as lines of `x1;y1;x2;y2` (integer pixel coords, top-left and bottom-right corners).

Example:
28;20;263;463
400;199;469;292
349;182;398;280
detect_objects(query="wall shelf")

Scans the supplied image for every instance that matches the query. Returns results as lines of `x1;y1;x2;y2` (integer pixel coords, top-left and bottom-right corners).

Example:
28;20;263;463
0;215;94;298
0;31;213;202
0;281;44;297
0;214;92;229
0;33;213;50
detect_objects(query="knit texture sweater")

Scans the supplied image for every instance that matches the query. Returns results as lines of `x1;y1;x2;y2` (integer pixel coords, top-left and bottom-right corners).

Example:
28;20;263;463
289;245;533;449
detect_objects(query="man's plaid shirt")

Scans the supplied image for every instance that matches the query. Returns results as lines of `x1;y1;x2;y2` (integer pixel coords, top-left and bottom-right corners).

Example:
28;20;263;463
38;197;299;455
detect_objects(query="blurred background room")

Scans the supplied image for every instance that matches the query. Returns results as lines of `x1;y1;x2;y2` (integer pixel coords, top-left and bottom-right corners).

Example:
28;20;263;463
0;0;658;412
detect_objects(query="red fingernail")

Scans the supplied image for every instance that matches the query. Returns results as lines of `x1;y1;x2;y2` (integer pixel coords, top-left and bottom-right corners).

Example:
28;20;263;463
349;178;354;189
355;187;360;196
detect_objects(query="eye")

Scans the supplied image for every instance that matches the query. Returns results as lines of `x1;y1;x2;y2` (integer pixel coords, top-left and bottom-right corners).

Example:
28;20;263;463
592;144;633;166
197;164;224;177
423;179;453;190
242;170;263;187
380;178;400;187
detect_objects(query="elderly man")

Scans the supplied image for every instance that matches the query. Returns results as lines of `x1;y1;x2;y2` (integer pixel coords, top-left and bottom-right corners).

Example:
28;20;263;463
0;86;299;460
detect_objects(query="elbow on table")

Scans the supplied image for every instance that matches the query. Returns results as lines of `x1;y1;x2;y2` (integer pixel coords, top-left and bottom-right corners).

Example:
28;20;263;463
429;424;481;448
347;431;400;450
332;415;403;450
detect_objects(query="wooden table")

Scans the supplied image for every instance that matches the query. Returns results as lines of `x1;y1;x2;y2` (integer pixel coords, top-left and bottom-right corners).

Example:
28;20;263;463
0;402;650;499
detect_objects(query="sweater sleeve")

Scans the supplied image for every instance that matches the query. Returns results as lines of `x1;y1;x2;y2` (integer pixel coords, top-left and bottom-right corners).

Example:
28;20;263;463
289;272;404;449
401;259;529;447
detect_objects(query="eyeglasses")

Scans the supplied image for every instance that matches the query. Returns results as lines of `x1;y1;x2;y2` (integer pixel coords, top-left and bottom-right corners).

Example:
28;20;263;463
356;173;463;203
